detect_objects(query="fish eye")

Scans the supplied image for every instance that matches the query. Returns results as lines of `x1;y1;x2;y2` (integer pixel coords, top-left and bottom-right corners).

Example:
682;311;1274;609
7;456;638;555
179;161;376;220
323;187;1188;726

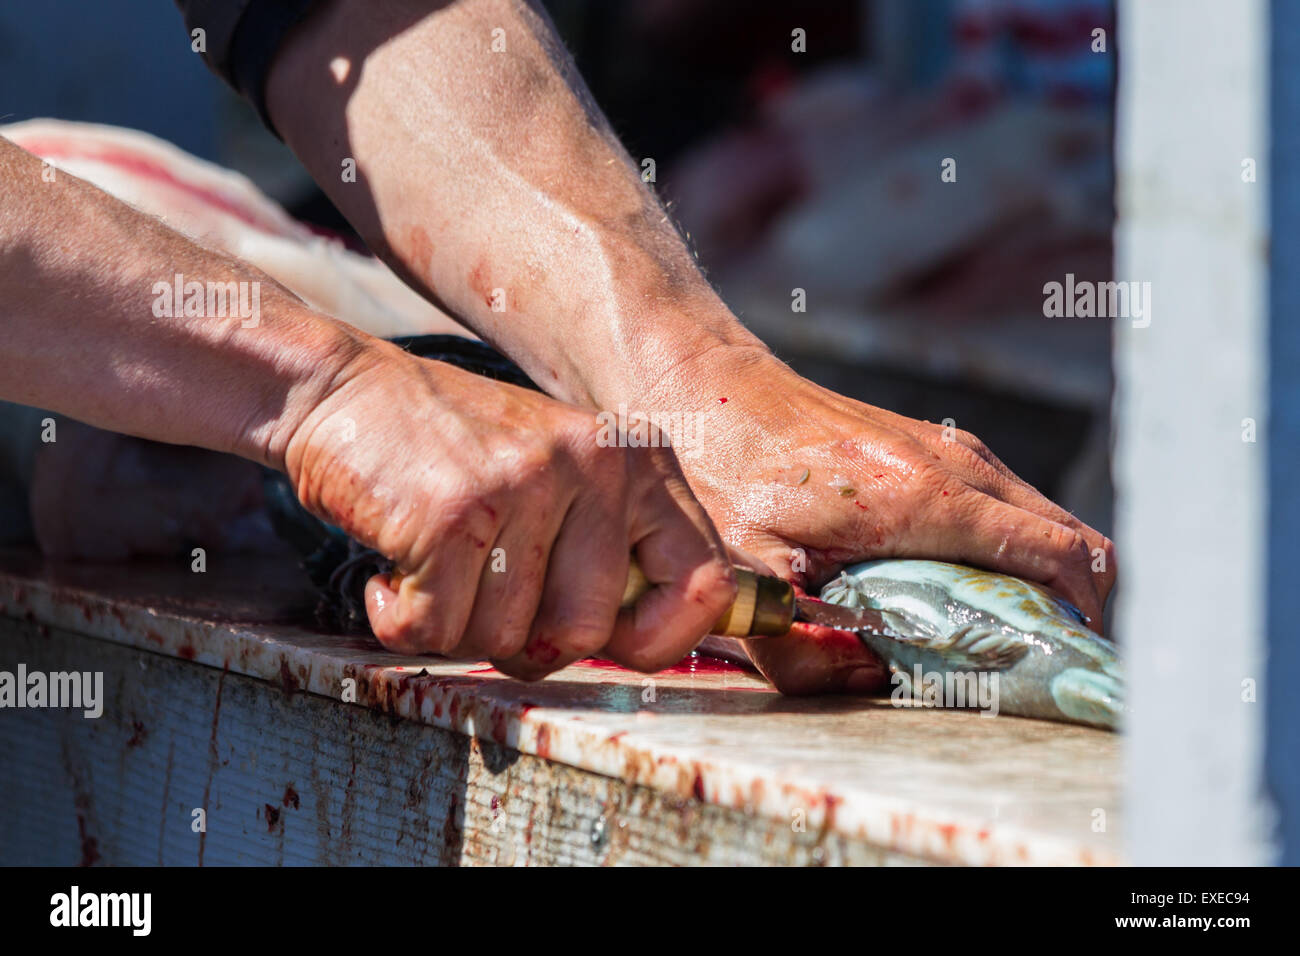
1061;599;1090;624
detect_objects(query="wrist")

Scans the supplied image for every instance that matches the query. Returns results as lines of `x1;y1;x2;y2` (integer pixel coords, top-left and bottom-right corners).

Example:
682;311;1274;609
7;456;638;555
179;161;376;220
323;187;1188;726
619;324;785;417
249;311;382;474
610;329;798;468
581;280;776;410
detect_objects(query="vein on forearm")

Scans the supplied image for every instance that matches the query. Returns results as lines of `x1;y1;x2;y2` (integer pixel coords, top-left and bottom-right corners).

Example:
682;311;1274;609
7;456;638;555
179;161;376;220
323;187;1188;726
267;0;761;408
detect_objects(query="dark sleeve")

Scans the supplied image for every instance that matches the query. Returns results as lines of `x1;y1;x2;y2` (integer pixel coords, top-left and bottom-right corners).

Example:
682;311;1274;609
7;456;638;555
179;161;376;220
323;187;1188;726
173;0;322;135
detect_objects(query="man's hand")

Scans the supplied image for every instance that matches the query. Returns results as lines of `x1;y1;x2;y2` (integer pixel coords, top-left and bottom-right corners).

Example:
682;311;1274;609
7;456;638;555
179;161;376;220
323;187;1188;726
0;133;735;681
261;0;1116;694
282;343;736;678
646;347;1117;694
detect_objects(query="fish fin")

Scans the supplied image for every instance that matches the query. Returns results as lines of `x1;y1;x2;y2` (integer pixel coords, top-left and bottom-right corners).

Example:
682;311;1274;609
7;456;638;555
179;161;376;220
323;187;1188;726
897;623;1030;670
1050;667;1124;730
824;580;1029;669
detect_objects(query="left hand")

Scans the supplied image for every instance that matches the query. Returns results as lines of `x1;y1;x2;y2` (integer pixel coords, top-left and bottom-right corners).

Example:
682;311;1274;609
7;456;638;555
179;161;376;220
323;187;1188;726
645;347;1117;694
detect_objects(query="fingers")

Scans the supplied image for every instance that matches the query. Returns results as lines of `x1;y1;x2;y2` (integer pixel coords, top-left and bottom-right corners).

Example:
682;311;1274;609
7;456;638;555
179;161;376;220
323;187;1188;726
490;496;629;680
362;440;732;679
494;451;735;680
984;473;1116;604
601;464;737;672
921;486;1105;630
364;515;492;654
713;540;888;695
365;572;447;654
455;503;566;661
927;427;1117;609
722;542;777;576
369;492;563;661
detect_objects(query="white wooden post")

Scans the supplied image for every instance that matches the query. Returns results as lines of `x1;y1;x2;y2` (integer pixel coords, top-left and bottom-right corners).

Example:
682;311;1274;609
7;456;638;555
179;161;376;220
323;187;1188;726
1115;0;1276;864
1266;0;1300;866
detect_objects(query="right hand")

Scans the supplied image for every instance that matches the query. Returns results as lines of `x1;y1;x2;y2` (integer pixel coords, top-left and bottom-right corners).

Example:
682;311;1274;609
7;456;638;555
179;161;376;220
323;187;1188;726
281;343;736;679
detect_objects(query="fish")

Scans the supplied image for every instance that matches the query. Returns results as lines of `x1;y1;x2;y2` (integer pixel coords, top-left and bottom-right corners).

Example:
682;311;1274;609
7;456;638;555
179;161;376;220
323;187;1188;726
820;559;1124;730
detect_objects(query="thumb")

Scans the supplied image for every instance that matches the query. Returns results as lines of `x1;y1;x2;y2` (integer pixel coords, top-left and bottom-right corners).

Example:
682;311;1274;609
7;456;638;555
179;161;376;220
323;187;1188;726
723;542;777;577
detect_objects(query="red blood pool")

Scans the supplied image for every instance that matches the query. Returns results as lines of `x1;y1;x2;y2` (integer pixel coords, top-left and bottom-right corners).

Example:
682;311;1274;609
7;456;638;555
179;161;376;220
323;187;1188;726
572;653;749;676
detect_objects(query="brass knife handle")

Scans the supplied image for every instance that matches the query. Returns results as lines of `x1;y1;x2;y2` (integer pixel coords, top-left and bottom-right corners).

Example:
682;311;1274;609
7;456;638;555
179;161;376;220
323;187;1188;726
620;555;794;637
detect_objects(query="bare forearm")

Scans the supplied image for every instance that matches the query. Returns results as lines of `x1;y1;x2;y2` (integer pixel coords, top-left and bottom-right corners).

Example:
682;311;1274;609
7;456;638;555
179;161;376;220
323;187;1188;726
266;0;767;408
0;136;366;469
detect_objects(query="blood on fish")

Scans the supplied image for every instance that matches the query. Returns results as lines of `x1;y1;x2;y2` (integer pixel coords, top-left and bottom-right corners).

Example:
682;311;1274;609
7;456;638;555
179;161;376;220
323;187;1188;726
789;585;870;653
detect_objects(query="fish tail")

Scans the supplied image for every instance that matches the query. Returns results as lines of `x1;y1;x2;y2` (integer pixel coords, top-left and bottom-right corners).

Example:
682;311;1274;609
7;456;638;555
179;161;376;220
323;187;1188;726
1050;667;1125;730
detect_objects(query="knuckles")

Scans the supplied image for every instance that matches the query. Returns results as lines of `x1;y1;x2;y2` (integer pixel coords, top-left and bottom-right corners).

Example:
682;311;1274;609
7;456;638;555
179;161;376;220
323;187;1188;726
570;432;635;487
940;433;1000;478
1056;525;1092;563
951;428;992;459
906;460;964;509
407;619;462;656
424;497;503;555
476;624;531;661
693;558;739;612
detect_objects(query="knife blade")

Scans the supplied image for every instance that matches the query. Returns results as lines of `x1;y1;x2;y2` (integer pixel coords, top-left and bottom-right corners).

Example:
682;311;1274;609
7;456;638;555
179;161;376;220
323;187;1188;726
622;557;896;638
793;595;896;636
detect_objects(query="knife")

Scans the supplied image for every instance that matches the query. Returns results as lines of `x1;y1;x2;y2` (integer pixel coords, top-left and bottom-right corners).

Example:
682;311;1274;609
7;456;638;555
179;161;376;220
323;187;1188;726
393;557;889;638
621;557;891;638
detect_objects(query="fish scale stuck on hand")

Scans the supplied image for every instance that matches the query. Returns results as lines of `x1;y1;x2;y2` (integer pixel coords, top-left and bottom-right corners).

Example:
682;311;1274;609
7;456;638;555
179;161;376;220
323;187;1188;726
820;560;1124;730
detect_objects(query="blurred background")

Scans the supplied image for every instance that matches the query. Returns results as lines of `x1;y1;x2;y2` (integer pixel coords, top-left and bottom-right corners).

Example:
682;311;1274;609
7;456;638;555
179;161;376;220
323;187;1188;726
0;0;1117;536
6;1;1293;868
